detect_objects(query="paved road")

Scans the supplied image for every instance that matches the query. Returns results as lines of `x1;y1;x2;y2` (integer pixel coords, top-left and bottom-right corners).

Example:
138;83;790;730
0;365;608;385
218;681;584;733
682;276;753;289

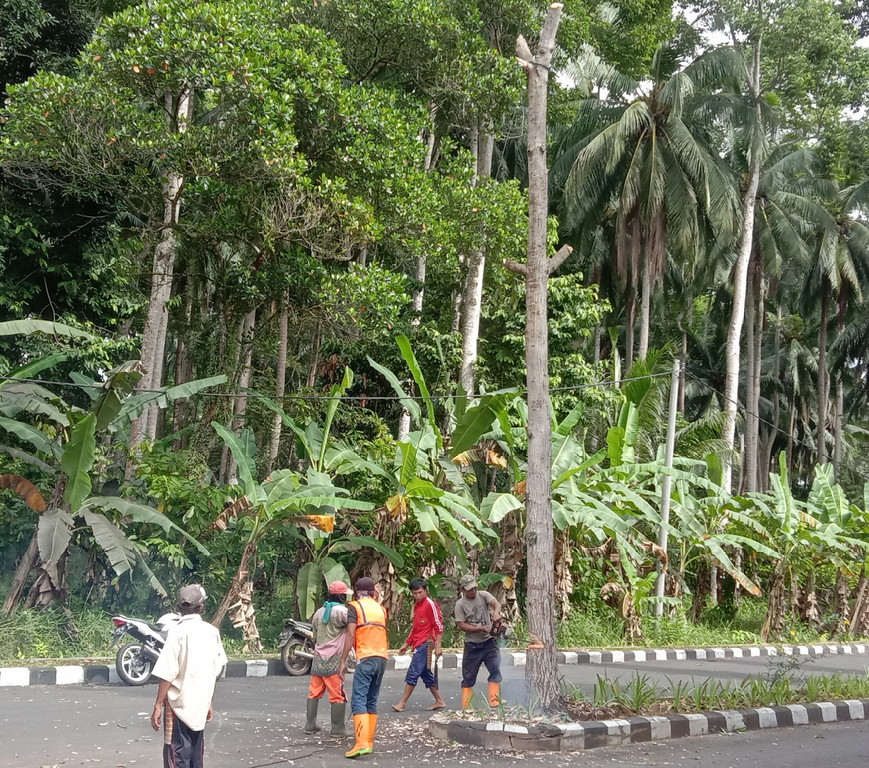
3;653;869;767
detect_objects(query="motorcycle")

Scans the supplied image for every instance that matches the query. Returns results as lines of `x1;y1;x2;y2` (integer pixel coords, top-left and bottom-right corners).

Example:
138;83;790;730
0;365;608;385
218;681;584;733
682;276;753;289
110;612;181;685
279;617;356;676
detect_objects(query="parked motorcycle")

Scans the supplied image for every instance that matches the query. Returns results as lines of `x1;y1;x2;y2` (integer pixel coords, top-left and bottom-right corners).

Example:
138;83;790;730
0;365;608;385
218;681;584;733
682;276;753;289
279;617;356;676
110;612;181;685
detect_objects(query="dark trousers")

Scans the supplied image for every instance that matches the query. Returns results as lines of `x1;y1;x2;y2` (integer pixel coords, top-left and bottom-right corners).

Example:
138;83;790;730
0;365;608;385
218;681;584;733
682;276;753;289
461;638;502;688
350;656;387;714
163;707;205;768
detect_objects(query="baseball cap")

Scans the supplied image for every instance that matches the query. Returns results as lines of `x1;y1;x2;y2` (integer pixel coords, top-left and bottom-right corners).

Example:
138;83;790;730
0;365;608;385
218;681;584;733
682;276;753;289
178;584;207;607
459;574;477;590
354;577;376;593
328;580;352;595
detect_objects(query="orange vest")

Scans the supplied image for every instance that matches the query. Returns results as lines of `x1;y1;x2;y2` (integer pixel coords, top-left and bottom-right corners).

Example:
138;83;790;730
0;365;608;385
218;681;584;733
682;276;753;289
349;597;388;659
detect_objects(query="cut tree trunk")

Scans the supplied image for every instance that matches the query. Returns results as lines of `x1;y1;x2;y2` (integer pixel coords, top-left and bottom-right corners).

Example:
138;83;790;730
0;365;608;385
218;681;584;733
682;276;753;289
511;4;565;710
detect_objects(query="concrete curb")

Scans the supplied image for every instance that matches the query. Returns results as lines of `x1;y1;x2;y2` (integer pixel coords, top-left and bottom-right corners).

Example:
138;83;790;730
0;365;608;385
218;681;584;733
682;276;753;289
2;642;867;687
428;698;869;751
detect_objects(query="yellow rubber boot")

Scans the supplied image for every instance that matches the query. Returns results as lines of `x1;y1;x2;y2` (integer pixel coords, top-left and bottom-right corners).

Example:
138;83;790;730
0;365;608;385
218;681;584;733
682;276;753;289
488;682;502;707
367;713;378;749
345;714;372;758
461;687;473;709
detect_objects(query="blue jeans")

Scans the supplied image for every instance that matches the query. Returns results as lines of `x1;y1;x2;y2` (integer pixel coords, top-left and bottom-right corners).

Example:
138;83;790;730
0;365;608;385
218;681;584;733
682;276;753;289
405;642;436;688
461;638;501;688
350;656;387;715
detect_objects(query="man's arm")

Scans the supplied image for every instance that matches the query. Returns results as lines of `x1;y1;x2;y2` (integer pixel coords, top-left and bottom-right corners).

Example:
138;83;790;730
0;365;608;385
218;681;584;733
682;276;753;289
151;679;172;731
339;621;357;675
431;600;444;655
484;591;502;622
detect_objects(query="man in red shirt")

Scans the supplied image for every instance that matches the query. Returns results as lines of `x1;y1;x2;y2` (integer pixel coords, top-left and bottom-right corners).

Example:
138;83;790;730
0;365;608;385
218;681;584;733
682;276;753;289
391;578;445;711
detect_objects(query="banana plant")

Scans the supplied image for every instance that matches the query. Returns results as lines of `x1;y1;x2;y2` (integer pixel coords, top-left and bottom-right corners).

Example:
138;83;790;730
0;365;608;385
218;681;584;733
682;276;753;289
208;421;375;649
0;328;223;612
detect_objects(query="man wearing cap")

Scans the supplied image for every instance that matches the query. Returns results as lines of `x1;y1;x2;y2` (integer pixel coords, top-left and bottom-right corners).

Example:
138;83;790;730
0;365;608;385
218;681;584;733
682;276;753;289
304;580;352;737
339;576;388;758
454;574;502;709
151;584;227;768
391;577;445;712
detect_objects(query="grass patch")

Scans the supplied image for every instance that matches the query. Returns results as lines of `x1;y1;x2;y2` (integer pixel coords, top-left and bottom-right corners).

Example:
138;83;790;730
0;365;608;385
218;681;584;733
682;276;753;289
562;666;869;720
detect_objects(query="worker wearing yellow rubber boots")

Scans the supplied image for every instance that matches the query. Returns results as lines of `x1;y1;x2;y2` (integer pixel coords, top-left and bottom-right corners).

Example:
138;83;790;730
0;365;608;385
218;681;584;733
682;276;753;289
340;577;388;758
454;574;503;709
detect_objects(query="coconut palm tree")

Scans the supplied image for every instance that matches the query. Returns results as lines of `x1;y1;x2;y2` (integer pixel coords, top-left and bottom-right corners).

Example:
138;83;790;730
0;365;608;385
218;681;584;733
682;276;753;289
801;178;869;468
552;44;739;368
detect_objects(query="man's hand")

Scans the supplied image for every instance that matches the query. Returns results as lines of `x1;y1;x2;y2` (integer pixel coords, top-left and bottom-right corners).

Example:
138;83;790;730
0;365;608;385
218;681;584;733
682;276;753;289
398;643;409;655
434;641;443;657
207;704;214;723
338;660;346;676
150;701;163;732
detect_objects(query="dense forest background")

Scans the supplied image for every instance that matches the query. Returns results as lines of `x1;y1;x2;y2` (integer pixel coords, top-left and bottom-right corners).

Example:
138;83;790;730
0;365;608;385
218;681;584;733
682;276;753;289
2;0;869;658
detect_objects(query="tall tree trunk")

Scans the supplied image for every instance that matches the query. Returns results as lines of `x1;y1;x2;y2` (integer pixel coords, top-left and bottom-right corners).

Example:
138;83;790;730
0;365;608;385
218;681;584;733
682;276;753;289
832;301;846;476
741;263;756;493
624;288;636;371
817;283;830;465
227;308;257;484
722;45;763;493
512;5;564;710
171;287;195;451
131;89;193;450
458;125;495;395
266;302;289;475
833;373;844;473
306;320;321;388
637;242;652;361
742;257;763;493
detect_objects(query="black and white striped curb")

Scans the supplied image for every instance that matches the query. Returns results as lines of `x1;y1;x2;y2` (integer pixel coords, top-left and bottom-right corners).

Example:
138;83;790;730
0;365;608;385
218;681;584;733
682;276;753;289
428;698;869;751
2;642;867;687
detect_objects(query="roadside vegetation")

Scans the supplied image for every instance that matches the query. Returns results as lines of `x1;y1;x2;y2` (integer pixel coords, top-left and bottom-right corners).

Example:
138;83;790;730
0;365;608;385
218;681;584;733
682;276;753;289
2;0;869;704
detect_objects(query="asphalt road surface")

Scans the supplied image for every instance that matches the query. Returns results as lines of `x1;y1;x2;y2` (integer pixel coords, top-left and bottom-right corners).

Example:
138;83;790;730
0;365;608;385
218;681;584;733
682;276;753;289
3;653;869;768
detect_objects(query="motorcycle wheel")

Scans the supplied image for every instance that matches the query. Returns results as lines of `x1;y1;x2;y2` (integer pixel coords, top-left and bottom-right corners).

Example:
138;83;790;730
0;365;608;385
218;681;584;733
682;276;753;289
115;642;153;686
281;640;312;676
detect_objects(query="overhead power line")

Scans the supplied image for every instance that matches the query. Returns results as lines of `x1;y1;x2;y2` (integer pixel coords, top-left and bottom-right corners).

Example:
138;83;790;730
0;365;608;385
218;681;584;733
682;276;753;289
0;371;673;402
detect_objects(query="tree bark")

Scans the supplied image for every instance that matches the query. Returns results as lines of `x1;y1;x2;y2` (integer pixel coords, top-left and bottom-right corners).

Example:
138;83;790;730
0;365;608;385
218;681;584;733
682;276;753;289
742;256;763;493
3;532;38;615
211;538;259;629
637;240;652;361
722;44;763;493
266;302;289;475
130;89;193;449
513;4;564;711
227;307;257;484
458;125;495;395
817;283;830;465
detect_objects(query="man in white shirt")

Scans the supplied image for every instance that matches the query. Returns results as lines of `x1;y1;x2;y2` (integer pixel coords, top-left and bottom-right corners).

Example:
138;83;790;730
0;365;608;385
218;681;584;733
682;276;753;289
151;584;227;768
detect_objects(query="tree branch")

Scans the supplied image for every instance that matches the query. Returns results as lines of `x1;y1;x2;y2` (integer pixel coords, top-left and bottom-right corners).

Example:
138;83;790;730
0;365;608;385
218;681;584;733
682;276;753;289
515;34;533;65
547;243;573;274
503;258;528;275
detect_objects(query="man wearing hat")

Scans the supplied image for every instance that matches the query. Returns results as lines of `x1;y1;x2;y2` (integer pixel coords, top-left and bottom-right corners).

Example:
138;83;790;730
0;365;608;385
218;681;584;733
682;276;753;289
304;580;352;737
150;584;227;768
339;576;388;758
454;574;502;709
